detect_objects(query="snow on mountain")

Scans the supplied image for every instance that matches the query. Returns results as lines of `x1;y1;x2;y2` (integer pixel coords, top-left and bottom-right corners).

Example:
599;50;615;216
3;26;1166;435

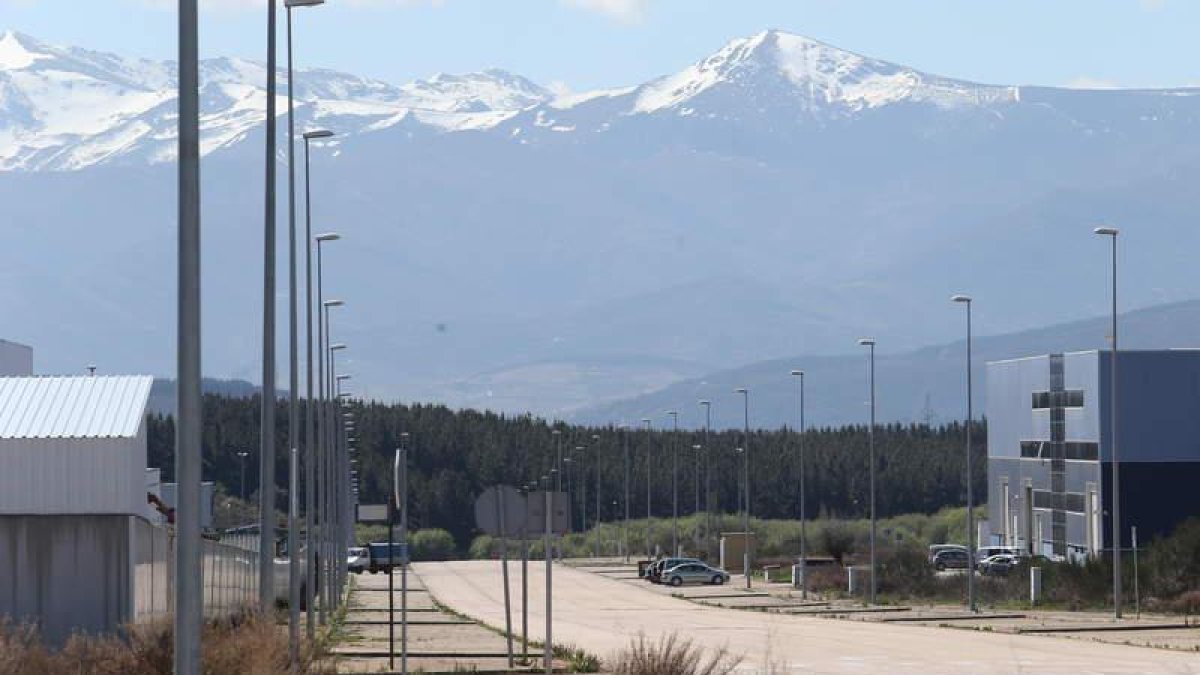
629;29;1017;116
0;30;549;171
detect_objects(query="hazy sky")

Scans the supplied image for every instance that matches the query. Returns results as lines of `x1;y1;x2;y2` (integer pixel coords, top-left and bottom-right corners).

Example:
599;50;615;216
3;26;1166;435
2;1;1198;92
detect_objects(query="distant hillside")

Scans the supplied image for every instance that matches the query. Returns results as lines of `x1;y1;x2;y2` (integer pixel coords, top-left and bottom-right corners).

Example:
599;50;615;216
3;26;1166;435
570;299;1200;429
148;378;272;415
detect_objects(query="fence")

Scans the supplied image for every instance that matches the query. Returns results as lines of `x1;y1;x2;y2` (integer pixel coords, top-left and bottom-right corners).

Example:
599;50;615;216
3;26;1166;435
132;518;260;622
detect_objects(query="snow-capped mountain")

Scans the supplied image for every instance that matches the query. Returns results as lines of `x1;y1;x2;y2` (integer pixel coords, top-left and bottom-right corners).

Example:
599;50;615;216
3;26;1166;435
0;30;551;170
0;29;1030;171
7;28;1200;424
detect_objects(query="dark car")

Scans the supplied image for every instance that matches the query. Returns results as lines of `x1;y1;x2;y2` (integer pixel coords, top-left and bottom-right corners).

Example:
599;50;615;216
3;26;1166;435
932;549;971;571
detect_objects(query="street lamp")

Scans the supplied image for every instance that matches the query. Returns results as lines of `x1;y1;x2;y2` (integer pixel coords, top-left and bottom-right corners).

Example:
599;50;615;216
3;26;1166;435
734;388;750;589
283;1;324;659
1094;225;1123;619
176;3;201;671
620;425;631;563
575;446;586;535
698;400;712;554
790;369;807;598
642;418;652;558
858;338;878;605
301;127;333;638
552;429;562;493
238;451;250;501
313;235;338;622
951;295;977;613
666;410;679;556
258;0;280;619
592;433;602;559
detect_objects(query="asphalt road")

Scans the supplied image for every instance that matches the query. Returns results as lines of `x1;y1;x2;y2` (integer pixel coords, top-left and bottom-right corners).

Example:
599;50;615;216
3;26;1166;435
416;560;1200;674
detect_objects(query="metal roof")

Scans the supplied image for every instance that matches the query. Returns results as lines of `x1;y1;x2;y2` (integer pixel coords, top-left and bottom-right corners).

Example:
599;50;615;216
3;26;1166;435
0;376;154;439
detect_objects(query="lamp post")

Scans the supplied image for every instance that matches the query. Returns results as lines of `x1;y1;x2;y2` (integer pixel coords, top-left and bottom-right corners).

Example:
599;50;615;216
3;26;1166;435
621;425;630;563
666;410;679;556
951;295;977;613
259;0;280;617
734;388;750;589
314;234;338;621
283;1;323;660
698;400;712;554
238;451;250;501
301;127;333;637
642;418;652;558
575;446;586;535
592;433;601;559
790;369;807;598
552;429;562;492
329;343;347;605
691;444;701;545
1094;225;1122;619
175;1;201;669
858;338;878;605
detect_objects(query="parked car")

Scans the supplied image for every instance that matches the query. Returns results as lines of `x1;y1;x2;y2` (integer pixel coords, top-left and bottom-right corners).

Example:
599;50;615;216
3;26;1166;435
974;545;1027;566
366;542;406;574
347;546;369;574
927;543;968;564
645;557;701;583
979;554;1020;576
661;562;730;587
932;549;971;572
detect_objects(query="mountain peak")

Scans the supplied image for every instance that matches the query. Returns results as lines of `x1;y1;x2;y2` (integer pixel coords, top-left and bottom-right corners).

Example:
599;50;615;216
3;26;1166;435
0;30;51;70
632;28;1015;115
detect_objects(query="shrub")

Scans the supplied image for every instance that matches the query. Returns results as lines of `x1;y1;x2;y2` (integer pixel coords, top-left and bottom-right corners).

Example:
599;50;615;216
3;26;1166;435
819;523;855;564
609;633;740;675
410;528;457;561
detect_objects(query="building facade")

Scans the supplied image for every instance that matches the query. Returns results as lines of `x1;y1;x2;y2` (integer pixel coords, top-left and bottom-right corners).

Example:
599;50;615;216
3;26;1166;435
986;350;1200;561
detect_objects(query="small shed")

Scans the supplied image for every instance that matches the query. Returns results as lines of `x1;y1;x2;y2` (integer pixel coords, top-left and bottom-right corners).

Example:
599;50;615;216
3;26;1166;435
0;375;154;644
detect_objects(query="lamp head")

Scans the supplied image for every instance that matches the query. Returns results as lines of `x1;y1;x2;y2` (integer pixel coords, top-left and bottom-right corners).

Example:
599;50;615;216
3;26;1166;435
303;129;335;140
858;338;876;347
734;387;747;394
315;232;340;242
790;369;803;376
1094;226;1119;237
951;294;972;304
285;0;324;6
329;343;347;351
324;299;344;308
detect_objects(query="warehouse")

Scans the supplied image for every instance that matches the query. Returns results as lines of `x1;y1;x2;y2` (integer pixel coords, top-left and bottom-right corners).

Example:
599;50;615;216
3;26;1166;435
986;350;1200;561
0;375;158;644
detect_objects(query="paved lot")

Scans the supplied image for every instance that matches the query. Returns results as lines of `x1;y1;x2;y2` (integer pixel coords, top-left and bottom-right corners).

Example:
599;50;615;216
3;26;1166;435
334;569;552;674
418;560;1200;674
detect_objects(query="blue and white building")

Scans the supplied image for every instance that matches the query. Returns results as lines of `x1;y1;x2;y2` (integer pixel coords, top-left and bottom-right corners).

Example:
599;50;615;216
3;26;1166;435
986;350;1200;561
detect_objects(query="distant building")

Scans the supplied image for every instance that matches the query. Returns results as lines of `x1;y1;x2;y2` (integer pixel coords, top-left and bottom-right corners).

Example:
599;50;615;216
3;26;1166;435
0;375;158;644
0;339;32;376
986;350;1200;561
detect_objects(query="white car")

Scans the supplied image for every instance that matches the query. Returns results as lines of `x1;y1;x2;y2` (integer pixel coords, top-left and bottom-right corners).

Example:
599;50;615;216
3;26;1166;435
347;546;369;574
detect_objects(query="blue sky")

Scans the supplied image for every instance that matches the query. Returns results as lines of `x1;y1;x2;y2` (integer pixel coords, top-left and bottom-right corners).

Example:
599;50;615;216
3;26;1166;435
2;0;1198;91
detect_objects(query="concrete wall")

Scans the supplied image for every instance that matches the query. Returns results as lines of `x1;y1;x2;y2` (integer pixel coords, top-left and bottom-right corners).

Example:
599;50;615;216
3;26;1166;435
0;515;132;646
0;340;32;376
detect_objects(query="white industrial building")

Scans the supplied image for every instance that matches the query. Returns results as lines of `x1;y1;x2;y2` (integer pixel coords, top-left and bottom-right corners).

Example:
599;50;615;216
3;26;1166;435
0;375;158;643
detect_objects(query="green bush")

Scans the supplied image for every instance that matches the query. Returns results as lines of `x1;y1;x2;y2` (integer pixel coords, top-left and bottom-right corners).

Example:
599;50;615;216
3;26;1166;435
410;528;456;561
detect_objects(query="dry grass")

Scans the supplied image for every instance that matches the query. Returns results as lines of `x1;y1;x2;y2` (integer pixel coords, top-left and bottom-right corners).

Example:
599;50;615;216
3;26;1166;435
609;633;741;675
0;613;334;675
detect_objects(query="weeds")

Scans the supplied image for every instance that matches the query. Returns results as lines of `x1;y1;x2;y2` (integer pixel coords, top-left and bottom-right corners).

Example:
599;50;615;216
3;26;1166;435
610;633;741;675
553;643;601;672
0;613;333;675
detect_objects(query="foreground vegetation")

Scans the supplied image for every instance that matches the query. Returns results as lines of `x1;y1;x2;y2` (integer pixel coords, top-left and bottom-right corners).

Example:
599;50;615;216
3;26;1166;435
0;613;332;675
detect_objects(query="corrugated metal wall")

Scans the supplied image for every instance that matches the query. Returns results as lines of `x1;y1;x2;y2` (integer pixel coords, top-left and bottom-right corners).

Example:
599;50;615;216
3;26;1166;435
0;424;146;515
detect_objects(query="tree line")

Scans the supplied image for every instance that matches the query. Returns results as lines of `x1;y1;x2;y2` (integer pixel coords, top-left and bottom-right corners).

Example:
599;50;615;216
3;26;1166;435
147;394;986;551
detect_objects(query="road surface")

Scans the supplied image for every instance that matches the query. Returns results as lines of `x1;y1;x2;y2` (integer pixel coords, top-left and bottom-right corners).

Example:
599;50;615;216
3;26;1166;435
416;560;1200;674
